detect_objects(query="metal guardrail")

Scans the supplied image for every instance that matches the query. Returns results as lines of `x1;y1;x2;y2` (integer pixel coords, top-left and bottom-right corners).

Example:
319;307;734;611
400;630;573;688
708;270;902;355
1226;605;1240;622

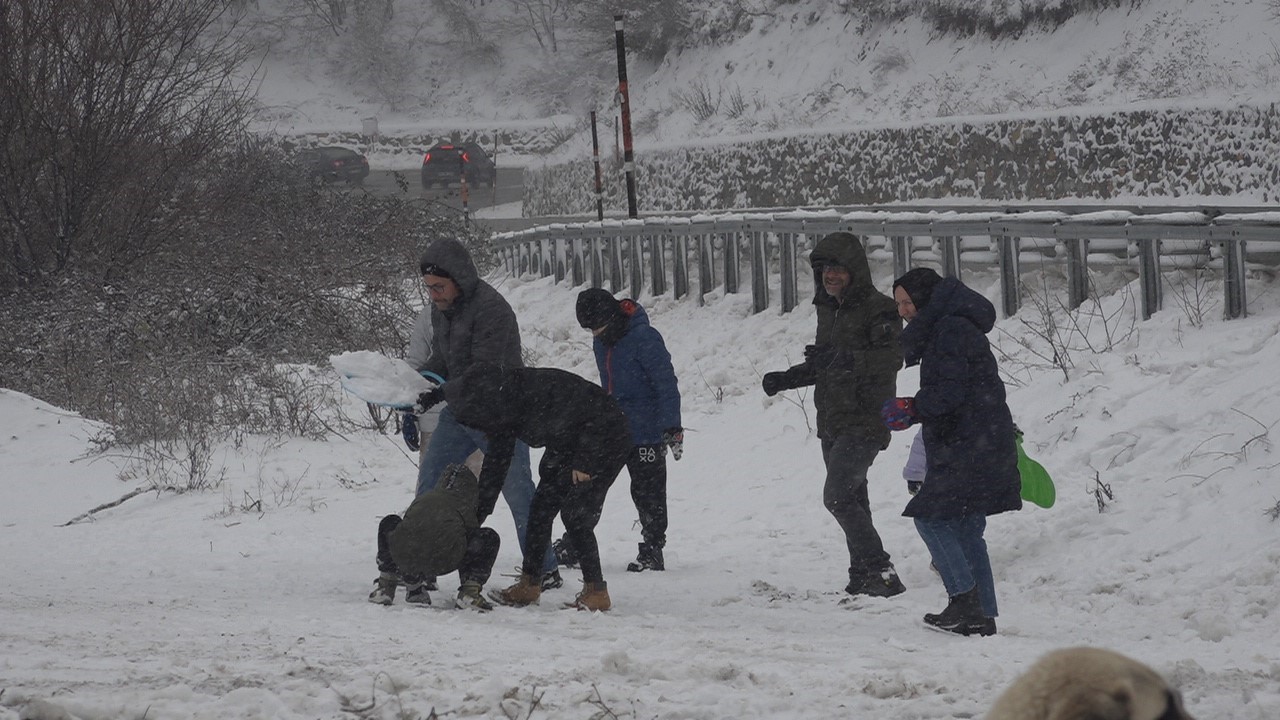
491;207;1280;321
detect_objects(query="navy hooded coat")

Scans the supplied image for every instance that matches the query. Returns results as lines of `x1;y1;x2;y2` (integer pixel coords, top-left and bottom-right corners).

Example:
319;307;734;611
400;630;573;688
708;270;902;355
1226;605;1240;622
899;277;1022;519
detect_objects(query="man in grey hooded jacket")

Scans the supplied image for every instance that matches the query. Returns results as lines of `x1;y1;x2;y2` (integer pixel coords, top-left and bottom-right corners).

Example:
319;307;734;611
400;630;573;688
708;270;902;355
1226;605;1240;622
399;237;558;593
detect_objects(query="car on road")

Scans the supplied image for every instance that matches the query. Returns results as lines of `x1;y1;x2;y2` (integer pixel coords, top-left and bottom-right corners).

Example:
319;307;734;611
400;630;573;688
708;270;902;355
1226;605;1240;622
420;142;496;189
300;146;370;185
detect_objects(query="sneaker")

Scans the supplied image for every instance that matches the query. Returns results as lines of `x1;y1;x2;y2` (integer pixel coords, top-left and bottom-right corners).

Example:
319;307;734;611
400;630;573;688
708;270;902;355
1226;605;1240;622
846;567;906;598
405;582;432;605
368;572;398;605
488;573;542;607
454;582;494;613
564;581;611;611
541;569;564;591
626;542;665;572
552;536;580;569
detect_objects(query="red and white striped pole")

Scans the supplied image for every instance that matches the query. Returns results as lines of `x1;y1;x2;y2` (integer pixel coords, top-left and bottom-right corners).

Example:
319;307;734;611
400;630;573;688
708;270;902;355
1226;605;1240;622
614;14;638;219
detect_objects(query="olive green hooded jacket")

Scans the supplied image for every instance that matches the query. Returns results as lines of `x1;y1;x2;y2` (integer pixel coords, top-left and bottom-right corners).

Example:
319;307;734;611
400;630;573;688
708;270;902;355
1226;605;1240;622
776;232;903;445
387;464;481;579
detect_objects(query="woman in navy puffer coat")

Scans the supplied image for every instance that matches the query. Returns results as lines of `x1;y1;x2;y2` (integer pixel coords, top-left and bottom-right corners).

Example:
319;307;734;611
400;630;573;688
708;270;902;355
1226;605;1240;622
883;269;1021;637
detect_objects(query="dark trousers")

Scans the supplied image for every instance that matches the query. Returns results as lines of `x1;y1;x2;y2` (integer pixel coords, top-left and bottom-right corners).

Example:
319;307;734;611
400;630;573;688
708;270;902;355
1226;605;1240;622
821;435;892;578
522;445;628;584
376;514;500;587
628;444;668;548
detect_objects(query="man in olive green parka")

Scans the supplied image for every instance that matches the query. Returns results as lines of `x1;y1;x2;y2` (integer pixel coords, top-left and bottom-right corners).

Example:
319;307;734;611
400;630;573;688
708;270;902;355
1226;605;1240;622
761;232;906;598
368;464;499;611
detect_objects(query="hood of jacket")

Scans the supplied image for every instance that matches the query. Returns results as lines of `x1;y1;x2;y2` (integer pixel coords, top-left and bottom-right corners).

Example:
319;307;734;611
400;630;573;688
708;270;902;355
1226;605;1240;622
899;276;997;366
809;232;877;307
419;238;482;304
598;299;647;346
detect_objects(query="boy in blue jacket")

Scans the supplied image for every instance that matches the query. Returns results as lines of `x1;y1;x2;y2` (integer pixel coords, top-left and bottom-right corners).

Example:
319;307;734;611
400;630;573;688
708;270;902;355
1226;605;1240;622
554;288;683;572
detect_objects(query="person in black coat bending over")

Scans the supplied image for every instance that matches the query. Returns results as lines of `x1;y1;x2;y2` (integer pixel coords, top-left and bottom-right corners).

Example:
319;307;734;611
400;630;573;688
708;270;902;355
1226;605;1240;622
881;268;1022;637
418;362;632;611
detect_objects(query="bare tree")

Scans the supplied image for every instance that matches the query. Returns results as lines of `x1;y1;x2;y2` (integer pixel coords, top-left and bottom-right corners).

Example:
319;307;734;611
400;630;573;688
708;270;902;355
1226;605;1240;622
0;0;257;287
507;0;570;53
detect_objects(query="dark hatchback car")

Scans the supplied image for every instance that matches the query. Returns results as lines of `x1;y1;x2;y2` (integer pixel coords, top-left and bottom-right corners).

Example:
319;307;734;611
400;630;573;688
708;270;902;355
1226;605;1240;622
420;142;496;189
300;146;370;184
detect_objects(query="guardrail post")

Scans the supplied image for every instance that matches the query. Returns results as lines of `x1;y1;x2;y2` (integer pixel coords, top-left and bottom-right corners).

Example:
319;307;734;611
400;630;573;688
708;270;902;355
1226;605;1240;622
673;229;689;300
891;235;911;279
570;236;584;286
1136;237;1162;320
538;238;551;278
629;235;644;298
609;234;623;294
1222;236;1247;319
587;237;602;288
650;234;667;297
780;231;798;312
724;231;740;294
1065;237;1089;310
940;235;962;279
751;230;769;314
555;238;568;283
698;233;715;305
996;235;1020;318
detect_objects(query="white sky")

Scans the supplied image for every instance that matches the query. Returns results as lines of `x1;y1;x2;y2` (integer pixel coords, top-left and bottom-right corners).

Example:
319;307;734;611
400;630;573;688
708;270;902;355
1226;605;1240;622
5;1;1280;718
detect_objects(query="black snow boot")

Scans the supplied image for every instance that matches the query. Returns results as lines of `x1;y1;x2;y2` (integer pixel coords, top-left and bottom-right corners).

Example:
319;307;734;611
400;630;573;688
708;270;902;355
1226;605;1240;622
923;587;995;636
552;535;580;569
368;572;398;605
626;542;665;572
846;566;905;598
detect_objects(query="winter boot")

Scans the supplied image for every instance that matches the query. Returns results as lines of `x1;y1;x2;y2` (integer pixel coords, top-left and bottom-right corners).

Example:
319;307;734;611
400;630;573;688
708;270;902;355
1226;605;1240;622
565;581;611;611
488;573;542;607
541;568;564;591
552;536;580;569
454;582;495;612
626;542;665;572
404;580;433;606
368;572;398;605
846;566;906;598
923;587;994;636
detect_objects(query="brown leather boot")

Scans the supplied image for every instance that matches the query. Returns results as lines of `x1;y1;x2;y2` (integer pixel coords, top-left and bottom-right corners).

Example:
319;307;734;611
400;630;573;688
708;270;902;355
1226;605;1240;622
565;581;611;612
488;573;542;607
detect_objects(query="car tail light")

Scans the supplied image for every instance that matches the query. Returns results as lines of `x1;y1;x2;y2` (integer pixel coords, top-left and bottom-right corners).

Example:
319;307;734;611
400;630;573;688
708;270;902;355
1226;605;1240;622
423;152;431;164
461;151;470;163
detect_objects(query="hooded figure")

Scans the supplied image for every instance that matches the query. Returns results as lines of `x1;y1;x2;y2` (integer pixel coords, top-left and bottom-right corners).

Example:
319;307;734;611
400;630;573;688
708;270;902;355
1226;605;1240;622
885;268;1021;636
760;232;906;599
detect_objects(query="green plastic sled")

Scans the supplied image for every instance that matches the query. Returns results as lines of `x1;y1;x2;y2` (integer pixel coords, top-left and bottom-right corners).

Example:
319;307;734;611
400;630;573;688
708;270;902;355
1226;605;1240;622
1016;434;1056;509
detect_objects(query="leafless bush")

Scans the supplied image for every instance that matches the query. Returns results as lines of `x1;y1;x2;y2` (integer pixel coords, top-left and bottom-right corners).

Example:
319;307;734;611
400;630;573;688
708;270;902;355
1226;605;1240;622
672;80;721;122
0;0;257;288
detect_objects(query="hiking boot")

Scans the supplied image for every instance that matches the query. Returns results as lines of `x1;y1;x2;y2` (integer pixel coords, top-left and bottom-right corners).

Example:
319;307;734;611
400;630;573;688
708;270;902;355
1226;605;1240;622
552;536;580;569
565;581;611;611
846;566;906;598
368;572;398;605
488;573;542;607
454;582;494;613
405;581;433;606
626;542;665;572
923;587;994;636
541;569;564;591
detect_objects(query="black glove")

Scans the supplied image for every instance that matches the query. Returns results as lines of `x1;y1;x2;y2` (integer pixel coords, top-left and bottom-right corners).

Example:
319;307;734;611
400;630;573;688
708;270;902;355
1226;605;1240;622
401;412;419;451
662;427;684;461
803;343;837;367
414;386;444;414
762;371;789;397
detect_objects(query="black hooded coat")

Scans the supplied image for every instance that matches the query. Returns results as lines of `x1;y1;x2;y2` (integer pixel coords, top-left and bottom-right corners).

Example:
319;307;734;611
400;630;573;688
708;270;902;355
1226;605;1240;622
898;277;1022;518
444;365;632;518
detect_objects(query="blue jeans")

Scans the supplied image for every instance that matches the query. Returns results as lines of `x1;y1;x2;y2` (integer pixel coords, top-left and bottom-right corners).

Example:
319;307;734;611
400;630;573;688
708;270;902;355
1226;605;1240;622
913;514;998;617
416;406;556;573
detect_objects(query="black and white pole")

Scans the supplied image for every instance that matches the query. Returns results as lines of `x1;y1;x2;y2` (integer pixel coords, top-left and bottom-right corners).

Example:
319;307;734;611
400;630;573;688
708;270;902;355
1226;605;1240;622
614;14;638;218
590;110;605;221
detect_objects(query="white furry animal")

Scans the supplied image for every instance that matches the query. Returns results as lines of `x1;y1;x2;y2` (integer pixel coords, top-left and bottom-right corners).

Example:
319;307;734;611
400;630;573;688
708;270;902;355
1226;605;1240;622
986;647;1195;720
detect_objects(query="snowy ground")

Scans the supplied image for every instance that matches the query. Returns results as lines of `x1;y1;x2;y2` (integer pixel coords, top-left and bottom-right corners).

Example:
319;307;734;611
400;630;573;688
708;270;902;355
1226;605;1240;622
3;260;1279;719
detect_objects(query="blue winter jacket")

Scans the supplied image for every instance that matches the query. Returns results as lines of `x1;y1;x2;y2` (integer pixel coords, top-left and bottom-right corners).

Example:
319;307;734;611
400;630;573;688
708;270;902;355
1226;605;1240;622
899;277;1022;518
591;301;681;446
